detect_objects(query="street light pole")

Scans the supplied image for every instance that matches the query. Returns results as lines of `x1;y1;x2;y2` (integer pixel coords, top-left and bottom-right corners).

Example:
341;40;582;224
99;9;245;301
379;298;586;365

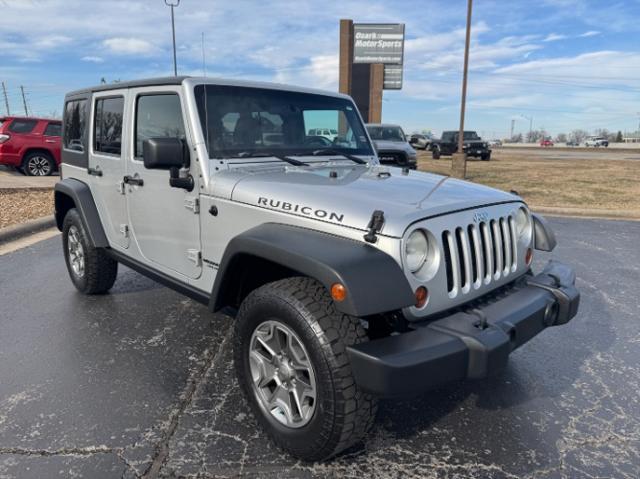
522;115;533;142
164;0;180;76
452;0;473;179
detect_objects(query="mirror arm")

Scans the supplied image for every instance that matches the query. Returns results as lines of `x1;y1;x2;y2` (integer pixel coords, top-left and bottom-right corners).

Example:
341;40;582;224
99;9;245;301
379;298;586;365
169;167;194;192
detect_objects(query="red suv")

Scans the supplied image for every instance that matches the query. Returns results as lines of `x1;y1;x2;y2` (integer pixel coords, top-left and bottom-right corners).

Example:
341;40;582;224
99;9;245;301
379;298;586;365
539;138;554;147
0;116;61;176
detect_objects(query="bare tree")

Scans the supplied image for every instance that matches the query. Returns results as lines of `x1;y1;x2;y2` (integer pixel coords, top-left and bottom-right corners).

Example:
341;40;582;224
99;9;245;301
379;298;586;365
510;133;523;143
569;129;589;144
555;133;567;143
526;129;543;143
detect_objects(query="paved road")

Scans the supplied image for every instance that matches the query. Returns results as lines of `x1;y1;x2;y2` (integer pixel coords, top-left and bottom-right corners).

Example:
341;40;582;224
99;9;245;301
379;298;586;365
0;166;58;189
495;147;640;162
0;217;638;478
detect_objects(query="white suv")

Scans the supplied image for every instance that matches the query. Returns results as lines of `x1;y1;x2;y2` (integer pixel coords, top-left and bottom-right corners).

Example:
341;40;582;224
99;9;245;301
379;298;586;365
584;136;609;147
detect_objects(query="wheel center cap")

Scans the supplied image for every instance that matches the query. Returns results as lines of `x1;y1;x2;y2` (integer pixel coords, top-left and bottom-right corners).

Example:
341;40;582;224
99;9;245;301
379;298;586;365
277;359;295;382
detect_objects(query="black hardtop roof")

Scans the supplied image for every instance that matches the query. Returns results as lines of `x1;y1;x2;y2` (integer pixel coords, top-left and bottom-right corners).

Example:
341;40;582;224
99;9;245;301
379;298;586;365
65;76;190;98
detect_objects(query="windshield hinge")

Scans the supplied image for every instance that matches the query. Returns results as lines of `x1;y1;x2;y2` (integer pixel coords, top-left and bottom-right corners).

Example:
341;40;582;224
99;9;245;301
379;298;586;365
187;249;202;266
184;197;200;214
364;210;385;244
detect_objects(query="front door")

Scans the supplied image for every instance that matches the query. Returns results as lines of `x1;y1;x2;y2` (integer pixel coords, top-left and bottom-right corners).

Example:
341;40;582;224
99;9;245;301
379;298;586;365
126;89;202;280
88;92;129;249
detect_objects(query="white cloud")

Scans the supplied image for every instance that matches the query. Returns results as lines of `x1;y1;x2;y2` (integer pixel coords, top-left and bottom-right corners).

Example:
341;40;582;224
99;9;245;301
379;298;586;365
81;56;104;63
103;37;157;55
543;33;568;42
579;30;601;38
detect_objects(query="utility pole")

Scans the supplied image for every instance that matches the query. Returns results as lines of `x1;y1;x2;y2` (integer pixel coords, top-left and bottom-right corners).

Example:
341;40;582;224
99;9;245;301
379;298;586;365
201;32;206;76
522;115;533;142
164;0;180;76
510;119;515;140
452;0;473;179
1;82;10;116
20;85;29;116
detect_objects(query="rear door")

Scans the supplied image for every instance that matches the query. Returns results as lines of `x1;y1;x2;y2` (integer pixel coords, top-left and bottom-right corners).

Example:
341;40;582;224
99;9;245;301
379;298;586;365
42;121;62;164
88;92;129;249
125;88;202;279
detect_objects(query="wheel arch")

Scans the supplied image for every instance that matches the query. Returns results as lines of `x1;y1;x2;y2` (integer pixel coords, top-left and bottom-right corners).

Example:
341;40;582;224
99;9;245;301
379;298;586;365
209;223;415;317
54;178;109;248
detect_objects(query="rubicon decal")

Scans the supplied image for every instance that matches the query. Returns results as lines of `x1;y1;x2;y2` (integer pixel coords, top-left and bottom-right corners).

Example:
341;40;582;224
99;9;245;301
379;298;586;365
257;197;345;223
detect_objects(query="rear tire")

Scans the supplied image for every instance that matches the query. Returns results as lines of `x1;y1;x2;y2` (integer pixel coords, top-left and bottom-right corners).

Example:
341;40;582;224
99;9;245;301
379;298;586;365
22;151;55;176
481;153;491;161
432;147;441;159
62;208;118;294
233;277;377;461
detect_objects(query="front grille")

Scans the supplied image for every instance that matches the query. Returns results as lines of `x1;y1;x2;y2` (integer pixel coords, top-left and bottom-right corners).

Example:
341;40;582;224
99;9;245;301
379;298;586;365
378;151;406;164
442;216;517;298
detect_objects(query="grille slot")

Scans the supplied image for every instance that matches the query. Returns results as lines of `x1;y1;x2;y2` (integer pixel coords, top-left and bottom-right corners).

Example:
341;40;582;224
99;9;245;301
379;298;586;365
443;215;517;298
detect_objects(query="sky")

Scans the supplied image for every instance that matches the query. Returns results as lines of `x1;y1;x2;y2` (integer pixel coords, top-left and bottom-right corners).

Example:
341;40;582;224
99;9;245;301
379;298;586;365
1;0;640;138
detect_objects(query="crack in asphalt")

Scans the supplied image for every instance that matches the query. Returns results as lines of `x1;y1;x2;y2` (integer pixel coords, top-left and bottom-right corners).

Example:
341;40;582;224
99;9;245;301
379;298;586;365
140;326;234;478
0;445;141;479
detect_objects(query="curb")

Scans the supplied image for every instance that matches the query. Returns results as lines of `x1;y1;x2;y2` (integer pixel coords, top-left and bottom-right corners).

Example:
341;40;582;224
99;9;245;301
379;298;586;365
0;216;57;244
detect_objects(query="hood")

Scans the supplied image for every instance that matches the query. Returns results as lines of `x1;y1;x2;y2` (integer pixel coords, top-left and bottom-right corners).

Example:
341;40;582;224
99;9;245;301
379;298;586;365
374;139;414;153
212;163;520;238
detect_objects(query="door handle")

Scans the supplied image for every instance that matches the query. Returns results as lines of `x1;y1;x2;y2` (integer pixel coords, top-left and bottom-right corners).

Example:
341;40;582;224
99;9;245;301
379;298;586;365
88;167;103;177
123;175;144;186
45;139;57;143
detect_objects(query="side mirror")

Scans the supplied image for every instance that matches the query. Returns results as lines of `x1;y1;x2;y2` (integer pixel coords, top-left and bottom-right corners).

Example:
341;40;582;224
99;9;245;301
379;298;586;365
142;137;186;170
142;138;194;191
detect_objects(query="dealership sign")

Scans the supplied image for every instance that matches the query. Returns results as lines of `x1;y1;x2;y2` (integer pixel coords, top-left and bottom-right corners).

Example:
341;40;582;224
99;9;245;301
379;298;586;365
383;65;403;90
353;23;405;65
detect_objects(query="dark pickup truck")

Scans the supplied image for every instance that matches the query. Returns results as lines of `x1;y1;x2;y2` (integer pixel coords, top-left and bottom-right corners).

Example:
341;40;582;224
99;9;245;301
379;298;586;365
430;130;491;161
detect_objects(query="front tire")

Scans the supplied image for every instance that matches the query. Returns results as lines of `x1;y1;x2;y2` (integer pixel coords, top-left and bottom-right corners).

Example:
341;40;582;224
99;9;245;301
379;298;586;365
63;208;118;294
481;152;491;161
233;277;377;461
23;151;55;176
432;147;441;159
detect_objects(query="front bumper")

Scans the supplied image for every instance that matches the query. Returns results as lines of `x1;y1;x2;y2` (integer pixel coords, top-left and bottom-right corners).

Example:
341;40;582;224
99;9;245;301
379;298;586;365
347;261;580;397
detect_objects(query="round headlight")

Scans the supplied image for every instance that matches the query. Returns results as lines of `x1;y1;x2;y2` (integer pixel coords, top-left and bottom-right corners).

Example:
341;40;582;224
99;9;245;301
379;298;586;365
405;230;429;273
514;207;532;239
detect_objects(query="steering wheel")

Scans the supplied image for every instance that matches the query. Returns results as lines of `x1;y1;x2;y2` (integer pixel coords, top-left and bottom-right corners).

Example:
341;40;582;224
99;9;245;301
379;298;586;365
304;136;332;147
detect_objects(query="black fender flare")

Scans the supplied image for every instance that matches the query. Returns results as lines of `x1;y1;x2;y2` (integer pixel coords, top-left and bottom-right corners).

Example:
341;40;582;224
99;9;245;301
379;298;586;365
54;178;109;248
532;213;557;252
209;223;415;317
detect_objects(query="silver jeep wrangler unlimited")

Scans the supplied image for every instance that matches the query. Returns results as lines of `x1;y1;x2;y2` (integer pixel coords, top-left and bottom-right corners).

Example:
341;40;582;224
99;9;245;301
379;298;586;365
55;77;580;461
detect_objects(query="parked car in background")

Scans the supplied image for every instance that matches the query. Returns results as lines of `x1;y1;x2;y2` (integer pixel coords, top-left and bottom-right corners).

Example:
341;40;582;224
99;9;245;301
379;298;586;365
408;133;430;150
429;130;491;160
584;136;609;147
540;138;554;147
488;139;502;147
366;123;417;169
0;116;61;175
566;140;579;147
308;128;338;142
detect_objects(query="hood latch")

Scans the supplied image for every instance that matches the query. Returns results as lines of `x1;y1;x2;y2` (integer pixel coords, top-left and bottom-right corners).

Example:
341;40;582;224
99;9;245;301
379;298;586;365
364;210;385;244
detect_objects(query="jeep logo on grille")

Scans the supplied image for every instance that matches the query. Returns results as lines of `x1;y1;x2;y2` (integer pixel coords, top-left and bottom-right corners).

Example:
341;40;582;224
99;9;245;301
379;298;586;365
473;211;489;223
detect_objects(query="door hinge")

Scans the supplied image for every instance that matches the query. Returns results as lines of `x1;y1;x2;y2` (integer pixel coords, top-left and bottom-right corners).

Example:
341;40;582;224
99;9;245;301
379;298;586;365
119;224;129;238
187;249;202;266
184;197;200;214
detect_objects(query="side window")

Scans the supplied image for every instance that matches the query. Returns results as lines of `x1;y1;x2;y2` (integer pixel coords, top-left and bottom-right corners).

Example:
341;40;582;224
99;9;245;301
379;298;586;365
8;119;38;134
44;123;62;137
135;94;185;157
64;100;87;152
94;97;124;156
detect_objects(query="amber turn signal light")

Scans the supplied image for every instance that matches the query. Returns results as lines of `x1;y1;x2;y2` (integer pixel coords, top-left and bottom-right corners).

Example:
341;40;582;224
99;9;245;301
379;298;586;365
415;286;428;308
331;283;347;302
525;247;533;266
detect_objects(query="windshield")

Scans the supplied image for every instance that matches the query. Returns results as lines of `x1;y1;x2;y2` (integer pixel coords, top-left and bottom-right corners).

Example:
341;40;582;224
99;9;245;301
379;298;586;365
194;85;373;158
442;131;481;141
366;125;405;142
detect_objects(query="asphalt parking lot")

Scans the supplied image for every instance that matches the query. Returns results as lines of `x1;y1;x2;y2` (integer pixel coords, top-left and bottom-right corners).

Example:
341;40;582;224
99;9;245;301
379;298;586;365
0;217;638;478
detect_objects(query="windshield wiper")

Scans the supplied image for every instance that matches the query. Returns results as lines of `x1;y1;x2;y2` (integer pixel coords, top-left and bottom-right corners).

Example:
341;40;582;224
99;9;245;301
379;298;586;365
311;149;367;165
235;151;308;166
